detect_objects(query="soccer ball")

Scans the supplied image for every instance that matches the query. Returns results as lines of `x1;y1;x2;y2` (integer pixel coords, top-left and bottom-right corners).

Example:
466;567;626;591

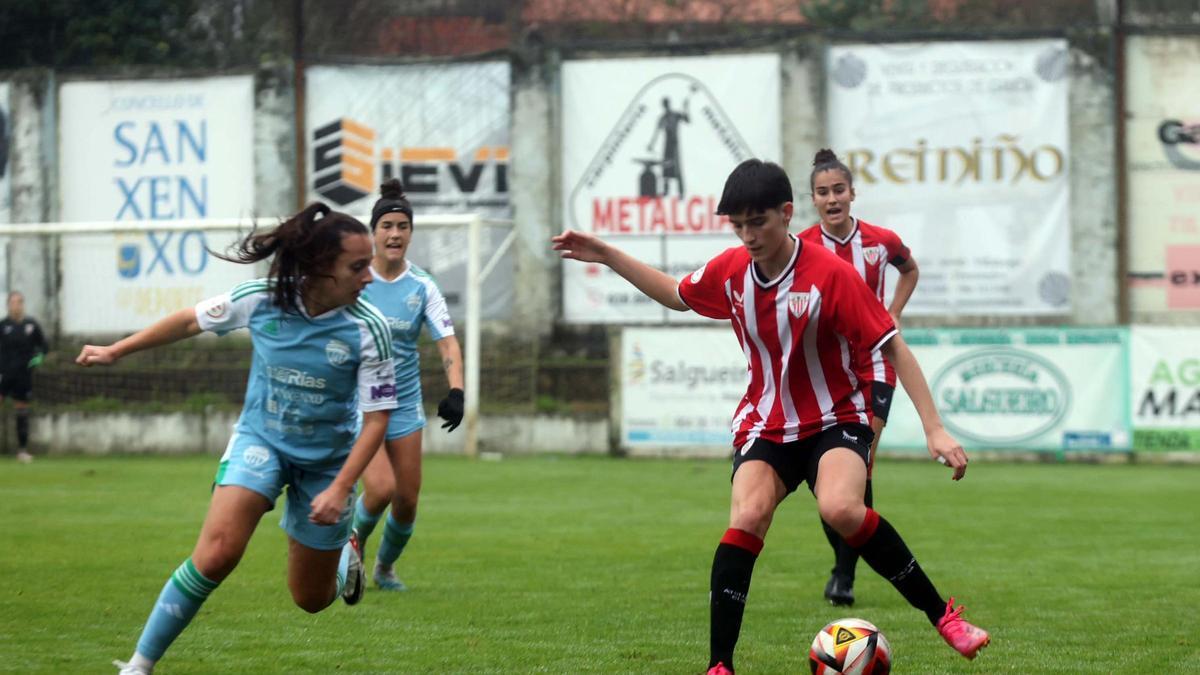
809;618;892;675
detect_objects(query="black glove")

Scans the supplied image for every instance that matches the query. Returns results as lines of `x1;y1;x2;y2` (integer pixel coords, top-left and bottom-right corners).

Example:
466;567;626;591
437;388;464;432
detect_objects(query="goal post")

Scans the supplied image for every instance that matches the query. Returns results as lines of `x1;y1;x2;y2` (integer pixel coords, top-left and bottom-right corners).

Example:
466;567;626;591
2;212;514;458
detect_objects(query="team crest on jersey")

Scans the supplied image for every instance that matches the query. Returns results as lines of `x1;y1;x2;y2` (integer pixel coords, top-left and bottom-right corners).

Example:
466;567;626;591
325;339;351;366
862;246;883;266
406;292;422;312
788;292;811;318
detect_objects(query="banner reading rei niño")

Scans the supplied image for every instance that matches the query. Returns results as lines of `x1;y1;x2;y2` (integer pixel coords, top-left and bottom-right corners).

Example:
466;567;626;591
57;76;257;334
827;40;1071;316
305;63;513;321
561;53;781;323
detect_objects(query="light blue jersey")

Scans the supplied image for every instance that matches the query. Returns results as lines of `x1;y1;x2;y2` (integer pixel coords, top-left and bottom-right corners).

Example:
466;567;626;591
363;263;455;403
195;279;398;464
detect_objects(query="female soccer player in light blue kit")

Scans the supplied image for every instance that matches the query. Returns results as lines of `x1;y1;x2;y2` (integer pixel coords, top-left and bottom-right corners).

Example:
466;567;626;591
351;179;464;591
76;204;398;675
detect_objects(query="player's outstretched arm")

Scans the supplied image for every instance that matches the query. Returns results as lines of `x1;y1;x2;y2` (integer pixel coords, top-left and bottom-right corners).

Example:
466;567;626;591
75;307;202;367
310;410;388;524
552;229;689;312
881;333;969;480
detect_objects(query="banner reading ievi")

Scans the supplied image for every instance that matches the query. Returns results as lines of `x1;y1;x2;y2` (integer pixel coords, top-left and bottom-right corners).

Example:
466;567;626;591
57;76;257;334
305;63;513;321
561;53;781;323
827;40;1071;316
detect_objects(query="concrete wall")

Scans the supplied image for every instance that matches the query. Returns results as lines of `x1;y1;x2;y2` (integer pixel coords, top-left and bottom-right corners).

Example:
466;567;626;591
31;411;609;456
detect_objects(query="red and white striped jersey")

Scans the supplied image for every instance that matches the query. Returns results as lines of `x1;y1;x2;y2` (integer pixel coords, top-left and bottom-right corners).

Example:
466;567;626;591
677;237;897;448
798;218;910;386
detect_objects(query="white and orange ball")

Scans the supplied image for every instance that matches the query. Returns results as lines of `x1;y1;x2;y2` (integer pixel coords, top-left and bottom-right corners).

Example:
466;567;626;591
809;618;892;675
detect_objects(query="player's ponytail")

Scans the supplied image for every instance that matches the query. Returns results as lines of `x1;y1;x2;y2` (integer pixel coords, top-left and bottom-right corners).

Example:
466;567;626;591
810;148;854;191
217;202;367;315
370;178;414;231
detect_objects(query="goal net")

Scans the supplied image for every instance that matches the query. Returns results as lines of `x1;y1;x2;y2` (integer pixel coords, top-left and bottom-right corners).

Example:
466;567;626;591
1;214;516;456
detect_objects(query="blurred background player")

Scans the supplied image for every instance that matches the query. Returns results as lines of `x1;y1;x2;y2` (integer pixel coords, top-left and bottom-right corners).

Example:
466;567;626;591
351;179;464;592
553;159;988;675
798;148;920;607
77;204;398;675
1;290;49;463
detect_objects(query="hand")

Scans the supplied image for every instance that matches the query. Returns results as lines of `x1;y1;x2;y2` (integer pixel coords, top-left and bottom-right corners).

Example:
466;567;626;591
438;388;464;432
27;354;45;368
309;482;352;525
552;230;610;264
75;345;120;367
926;426;968;480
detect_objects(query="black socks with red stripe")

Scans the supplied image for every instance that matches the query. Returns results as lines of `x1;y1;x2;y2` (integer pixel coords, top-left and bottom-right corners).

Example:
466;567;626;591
822;479;874;580
709;528;763;670
846;508;945;626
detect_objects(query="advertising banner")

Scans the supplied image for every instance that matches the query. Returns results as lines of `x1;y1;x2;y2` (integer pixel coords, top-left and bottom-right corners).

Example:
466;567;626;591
561;53;781;323
1125;36;1200;314
58;76;257;334
827;40;1071;315
620;327;746;454
620;327;1134;454
0;81;9;224
305;63;513;321
886;328;1130;452
1130;326;1200;451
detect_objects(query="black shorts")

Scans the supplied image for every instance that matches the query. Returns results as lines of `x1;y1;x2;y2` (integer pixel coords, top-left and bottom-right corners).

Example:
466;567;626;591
732;423;874;494
868;381;895;424
0;370;32;402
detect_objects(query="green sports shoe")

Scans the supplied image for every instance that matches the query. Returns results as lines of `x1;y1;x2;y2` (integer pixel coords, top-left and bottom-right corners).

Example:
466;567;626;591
373;563;407;592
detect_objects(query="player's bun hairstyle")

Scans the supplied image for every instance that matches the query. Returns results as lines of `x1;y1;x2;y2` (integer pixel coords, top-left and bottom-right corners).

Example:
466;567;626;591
715;159;793;216
810;148;854;190
218;202;368;315
370;178;414;231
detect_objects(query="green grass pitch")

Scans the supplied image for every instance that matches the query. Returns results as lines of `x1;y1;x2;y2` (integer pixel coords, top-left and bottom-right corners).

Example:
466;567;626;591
2;454;1198;673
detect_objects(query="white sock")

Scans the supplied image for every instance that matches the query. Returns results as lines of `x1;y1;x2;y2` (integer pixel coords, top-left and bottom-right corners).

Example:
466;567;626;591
129;652;155;672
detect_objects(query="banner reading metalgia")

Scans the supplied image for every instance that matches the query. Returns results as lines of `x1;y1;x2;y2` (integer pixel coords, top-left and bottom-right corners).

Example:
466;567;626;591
561;53;781;323
827;40;1071;316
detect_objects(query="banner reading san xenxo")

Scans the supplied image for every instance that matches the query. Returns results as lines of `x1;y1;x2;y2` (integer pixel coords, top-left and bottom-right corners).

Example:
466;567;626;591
1125;36;1200;315
305;63;513;321
827;40;1071;315
561;53;781;323
885;328;1131;452
58;76;257;334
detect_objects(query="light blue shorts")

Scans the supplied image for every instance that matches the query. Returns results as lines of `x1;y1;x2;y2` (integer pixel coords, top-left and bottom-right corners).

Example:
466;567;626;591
386;390;426;441
214;430;353;551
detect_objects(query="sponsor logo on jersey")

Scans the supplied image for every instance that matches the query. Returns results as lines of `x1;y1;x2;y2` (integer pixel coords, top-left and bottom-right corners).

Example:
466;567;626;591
788;292;811;318
243;445;270;468
266;366;327;390
932;348;1070;445
325;339;351;366
205;302;227;319
387;317;411;333
370;383;397;400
